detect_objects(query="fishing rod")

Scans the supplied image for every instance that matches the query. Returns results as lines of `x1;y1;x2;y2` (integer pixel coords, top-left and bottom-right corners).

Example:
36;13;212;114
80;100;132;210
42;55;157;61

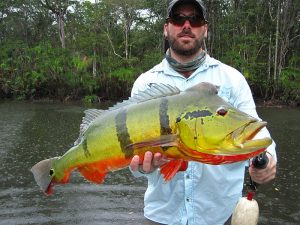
231;152;269;225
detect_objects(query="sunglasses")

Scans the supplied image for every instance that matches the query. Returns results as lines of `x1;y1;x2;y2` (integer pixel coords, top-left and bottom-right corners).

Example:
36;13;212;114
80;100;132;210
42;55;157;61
166;14;208;27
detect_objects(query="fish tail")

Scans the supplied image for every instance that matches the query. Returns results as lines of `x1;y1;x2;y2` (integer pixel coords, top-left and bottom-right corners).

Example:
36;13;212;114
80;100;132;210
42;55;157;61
30;157;59;195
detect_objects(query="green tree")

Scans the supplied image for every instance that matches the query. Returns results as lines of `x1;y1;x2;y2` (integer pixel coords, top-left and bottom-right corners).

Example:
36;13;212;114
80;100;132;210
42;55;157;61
0;0;299;103
40;0;78;48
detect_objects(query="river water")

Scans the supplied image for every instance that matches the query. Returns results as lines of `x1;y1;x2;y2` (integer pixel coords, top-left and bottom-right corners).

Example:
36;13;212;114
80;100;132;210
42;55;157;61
0;101;299;225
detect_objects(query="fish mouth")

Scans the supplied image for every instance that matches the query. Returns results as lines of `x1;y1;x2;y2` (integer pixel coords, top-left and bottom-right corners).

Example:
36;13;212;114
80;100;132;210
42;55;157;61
231;121;272;152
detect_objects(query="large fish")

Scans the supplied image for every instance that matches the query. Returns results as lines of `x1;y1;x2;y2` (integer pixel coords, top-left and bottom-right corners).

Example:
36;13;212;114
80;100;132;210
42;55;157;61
31;82;272;195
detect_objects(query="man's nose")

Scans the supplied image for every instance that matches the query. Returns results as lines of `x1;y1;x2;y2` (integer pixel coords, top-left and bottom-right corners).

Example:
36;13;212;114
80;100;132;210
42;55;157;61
182;19;192;29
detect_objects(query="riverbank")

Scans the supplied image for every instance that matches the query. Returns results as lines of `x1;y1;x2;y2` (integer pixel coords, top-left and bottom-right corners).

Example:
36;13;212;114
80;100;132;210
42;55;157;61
1;96;298;109
255;98;299;108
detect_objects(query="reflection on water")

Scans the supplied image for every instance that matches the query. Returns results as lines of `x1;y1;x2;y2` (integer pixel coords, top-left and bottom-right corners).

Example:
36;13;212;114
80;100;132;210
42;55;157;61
256;107;300;225
0;101;146;225
0;101;299;225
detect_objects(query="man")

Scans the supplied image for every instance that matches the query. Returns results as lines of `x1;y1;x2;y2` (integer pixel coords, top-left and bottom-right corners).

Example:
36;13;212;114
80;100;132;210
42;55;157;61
130;1;277;225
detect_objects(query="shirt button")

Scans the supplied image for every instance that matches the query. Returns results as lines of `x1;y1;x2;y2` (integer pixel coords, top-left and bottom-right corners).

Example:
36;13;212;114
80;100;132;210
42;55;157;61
186;198;190;202
186;175;190;179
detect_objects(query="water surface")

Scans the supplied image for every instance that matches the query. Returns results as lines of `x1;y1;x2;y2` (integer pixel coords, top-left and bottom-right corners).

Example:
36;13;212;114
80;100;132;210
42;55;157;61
0;101;299;225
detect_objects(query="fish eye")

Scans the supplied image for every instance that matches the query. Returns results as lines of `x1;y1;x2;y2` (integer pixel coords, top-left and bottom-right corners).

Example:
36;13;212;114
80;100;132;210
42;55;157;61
216;107;228;116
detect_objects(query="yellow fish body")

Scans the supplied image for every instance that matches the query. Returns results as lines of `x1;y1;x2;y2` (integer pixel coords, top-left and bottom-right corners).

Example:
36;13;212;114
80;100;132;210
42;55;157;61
31;82;271;195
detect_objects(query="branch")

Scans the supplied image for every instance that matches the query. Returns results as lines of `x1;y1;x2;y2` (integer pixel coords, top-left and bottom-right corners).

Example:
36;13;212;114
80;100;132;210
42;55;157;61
106;28;124;59
290;34;300;43
256;44;265;59
40;0;67;15
40;0;57;14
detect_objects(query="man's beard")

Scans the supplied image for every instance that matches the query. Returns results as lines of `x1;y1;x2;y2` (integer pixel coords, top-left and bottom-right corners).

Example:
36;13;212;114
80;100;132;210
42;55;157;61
168;30;204;56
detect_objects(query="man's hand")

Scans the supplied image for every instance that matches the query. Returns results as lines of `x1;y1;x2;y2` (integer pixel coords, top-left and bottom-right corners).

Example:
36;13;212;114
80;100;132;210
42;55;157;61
130;151;168;173
249;153;277;184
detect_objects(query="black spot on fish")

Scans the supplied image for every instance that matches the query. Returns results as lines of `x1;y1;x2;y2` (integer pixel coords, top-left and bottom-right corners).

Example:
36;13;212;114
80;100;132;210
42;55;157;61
183;110;213;120
159;97;172;135
115;109;133;158
83;139;91;157
49;169;54;176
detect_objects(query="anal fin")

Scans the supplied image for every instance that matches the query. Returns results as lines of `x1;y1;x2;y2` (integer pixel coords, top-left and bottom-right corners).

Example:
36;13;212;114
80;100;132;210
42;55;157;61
78;162;107;184
160;160;188;181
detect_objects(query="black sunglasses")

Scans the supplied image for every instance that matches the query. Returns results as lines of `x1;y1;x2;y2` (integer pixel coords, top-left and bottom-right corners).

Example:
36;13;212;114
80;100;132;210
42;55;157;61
166;14;208;27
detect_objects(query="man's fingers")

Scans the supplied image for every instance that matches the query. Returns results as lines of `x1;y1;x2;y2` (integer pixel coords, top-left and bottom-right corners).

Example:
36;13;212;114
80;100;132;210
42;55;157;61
143;151;153;172
130;155;140;172
153;153;169;167
250;153;276;182
130;152;170;174
153;153;163;167
249;157;277;184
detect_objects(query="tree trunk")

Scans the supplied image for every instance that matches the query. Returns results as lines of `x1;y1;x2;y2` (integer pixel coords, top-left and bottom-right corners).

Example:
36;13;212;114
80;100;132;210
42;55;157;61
125;23;129;59
265;33;272;99
93;48;97;77
41;0;67;49
57;11;65;48
272;1;280;100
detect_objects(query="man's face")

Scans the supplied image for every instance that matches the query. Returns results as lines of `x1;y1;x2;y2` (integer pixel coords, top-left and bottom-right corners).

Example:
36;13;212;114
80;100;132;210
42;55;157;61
164;4;208;57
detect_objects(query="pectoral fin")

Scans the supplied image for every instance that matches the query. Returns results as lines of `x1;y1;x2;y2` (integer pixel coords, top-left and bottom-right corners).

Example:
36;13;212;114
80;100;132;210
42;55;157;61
160;160;188;181
126;135;187;181
126;134;179;150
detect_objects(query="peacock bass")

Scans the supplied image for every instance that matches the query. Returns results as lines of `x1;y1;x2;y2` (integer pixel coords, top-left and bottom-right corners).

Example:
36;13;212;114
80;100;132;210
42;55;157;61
31;82;272;195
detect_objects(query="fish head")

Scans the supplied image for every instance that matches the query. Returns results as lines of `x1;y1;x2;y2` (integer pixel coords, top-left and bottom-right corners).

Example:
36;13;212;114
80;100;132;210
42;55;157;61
176;84;272;160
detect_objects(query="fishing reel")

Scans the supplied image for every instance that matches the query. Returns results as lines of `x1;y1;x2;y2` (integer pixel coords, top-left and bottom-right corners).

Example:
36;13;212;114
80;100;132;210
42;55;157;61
248;152;269;191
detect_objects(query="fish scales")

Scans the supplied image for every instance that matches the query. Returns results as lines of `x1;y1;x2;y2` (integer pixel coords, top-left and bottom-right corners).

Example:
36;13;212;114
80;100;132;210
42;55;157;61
52;97;174;185
31;82;272;195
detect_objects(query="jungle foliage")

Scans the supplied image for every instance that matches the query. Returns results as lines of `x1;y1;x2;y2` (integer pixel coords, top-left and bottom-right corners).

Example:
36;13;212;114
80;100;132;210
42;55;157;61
0;0;299;104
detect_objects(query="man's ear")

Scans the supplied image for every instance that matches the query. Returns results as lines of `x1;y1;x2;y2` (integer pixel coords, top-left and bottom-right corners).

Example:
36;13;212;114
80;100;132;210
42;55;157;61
204;24;208;38
164;24;168;38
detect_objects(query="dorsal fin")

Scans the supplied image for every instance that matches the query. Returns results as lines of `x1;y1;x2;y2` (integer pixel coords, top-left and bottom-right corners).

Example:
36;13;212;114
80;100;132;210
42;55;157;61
185;82;219;95
136;83;180;100
74;83;180;145
108;83;180;111
74;109;104;145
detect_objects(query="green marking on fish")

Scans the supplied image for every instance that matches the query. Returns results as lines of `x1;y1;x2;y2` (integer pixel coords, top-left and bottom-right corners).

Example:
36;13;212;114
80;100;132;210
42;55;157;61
201;118;204;125
159;97;173;151
159;97;172;135
115;109;133;158
183;110;213;120
83;139;91;157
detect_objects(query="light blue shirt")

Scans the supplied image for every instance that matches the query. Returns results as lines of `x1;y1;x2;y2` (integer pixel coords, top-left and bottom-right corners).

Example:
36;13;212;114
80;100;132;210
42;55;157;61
131;55;277;225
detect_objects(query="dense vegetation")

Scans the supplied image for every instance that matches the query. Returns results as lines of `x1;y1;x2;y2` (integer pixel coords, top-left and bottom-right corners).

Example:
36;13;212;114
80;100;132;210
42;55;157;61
0;0;299;105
